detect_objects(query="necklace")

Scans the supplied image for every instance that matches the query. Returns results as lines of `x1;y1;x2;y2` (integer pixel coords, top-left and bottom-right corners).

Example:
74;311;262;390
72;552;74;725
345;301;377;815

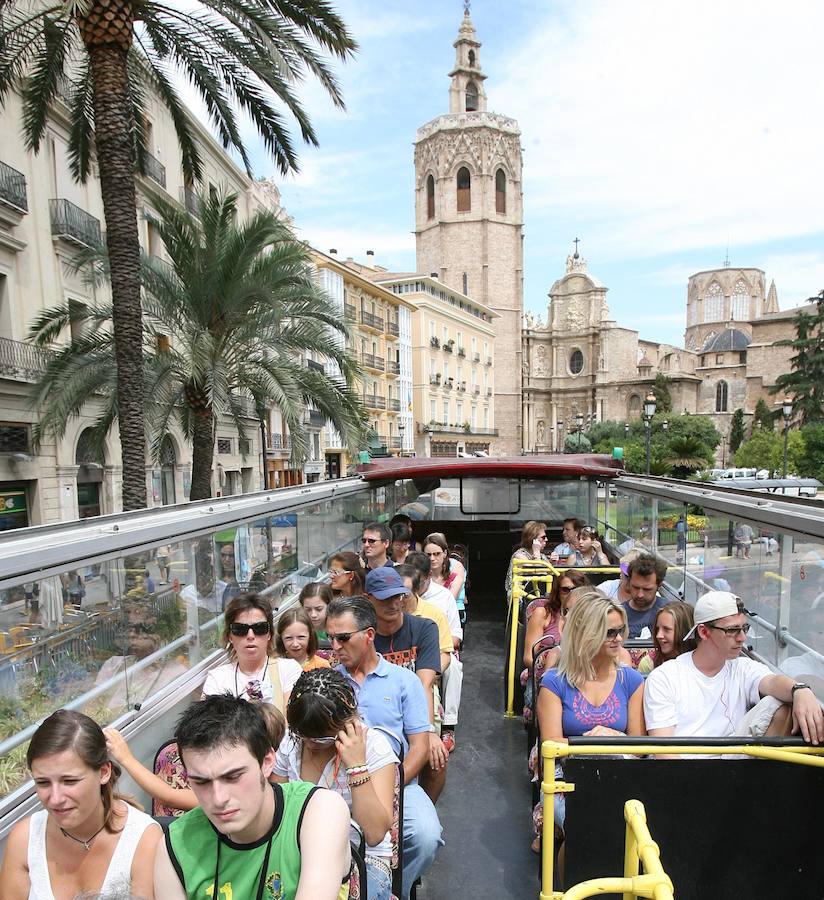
60;822;106;851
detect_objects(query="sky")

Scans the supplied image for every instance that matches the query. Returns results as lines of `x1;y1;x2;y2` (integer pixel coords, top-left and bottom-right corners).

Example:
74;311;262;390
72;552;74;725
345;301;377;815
238;0;824;347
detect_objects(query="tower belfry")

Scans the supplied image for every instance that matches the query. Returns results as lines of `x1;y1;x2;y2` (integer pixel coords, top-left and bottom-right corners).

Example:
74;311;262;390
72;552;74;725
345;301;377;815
413;10;524;454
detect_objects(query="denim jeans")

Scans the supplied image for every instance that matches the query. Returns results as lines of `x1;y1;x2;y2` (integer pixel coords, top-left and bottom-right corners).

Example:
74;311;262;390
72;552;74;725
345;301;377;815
366;858;392;900
401;784;443;899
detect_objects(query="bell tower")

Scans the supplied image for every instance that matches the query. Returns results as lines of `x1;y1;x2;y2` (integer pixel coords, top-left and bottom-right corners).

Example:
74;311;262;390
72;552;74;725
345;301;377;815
414;7;524;454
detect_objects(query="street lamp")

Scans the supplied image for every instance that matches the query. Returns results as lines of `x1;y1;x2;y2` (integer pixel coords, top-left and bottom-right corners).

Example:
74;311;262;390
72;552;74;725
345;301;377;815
662;419;669;432
643;392;657;475
782;396;793;480
575;411;584;451
624;422;630;439
397;420;406;457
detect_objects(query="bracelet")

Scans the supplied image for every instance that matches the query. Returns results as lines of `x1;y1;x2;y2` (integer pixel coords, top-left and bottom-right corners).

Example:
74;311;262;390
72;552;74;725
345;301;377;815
346;764;368;777
348;774;371;787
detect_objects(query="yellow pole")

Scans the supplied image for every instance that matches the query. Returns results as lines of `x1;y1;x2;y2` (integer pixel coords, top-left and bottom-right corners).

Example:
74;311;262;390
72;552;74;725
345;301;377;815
540;749;557;900
505;584;520;717
622;802;640;900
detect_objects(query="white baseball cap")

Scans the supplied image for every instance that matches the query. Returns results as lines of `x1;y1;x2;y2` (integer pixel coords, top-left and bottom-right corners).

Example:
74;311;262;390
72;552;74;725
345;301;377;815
684;591;743;640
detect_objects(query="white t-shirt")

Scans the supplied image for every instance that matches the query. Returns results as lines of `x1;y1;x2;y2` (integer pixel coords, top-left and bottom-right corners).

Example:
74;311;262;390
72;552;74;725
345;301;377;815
781;652;824;682
644;651;770;736
598;578;621;598
274;725;397;858
422;581;462;640
202;657;302;706
180;580;228;615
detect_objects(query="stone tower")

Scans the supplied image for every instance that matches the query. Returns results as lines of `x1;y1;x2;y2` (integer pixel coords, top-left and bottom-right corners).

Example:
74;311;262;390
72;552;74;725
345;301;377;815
413;8;524;454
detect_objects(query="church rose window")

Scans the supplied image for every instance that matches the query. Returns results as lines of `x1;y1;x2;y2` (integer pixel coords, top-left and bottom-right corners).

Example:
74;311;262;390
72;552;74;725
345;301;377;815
495;169;506;214
457;167;471;212
569;349;584;375
426;174;435;219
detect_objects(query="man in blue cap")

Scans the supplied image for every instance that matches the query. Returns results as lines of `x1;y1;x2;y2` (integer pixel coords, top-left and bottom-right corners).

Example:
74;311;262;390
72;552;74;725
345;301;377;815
365;566;448;801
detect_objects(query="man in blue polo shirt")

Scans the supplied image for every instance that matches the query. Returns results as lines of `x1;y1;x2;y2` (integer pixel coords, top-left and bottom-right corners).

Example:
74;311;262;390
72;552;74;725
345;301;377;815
326;595;442;900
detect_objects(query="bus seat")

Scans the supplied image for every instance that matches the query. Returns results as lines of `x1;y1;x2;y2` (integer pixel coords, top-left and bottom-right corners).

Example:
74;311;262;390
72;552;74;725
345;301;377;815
562;754;824;899
151;739;189;817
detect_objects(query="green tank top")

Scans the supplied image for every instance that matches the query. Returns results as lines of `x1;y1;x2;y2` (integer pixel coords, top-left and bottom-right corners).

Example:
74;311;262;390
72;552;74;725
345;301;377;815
167;780;316;900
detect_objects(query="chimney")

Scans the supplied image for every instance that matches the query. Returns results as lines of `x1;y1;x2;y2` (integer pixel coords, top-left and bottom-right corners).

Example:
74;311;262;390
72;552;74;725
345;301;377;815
366;250;375;266
329;248;337;256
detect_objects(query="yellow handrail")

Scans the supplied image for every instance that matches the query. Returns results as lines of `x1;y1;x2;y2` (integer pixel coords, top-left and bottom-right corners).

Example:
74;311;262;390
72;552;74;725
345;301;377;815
539;740;824;899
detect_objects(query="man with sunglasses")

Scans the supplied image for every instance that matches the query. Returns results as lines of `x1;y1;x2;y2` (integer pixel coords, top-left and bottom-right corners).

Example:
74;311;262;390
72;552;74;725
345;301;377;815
645;591;824;743
325;595;443;900
362;522;394;571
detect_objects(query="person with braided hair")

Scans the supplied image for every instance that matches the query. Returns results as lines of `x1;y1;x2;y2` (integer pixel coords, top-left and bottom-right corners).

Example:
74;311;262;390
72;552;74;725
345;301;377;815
273;668;397;900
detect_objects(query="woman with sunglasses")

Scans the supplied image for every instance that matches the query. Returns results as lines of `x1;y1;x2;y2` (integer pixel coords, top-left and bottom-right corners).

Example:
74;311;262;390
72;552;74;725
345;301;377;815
201;593;302;714
328;551;366;600
274;669;397;900
571;526;609;567
537;594;645;831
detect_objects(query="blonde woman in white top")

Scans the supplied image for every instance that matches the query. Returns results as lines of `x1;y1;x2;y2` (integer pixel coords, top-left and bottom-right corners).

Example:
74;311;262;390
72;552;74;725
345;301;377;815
201;592;301;713
0;710;160;900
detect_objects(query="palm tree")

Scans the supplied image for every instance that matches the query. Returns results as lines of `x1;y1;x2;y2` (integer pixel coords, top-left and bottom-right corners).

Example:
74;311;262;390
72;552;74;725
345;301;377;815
0;0;356;509
28;188;367;500
664;435;713;479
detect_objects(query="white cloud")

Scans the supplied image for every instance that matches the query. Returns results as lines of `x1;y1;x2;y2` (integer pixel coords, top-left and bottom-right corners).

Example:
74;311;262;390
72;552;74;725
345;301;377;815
494;0;824;260
760;252;824;308
291;225;416;262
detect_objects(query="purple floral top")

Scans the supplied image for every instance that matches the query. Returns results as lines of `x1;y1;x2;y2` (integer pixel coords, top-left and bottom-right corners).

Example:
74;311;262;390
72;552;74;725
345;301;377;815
541;666;644;736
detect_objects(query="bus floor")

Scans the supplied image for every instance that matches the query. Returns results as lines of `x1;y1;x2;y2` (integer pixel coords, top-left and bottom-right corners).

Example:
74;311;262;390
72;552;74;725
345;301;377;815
418;610;536;899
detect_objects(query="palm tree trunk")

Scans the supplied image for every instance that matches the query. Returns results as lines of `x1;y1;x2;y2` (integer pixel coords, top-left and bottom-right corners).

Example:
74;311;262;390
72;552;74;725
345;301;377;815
86;44;147;510
190;406;215;500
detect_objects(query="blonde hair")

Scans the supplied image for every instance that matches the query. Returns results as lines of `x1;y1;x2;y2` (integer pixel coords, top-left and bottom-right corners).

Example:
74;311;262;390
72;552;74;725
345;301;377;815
557;592;627;688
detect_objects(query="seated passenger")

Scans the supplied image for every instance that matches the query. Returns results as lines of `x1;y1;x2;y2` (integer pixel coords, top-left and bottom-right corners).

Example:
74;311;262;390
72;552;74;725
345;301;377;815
300;581;335;643
390;521;414;565
395;563;453;674
596;548;649;601
570;525;609;567
277;607;332;671
406;551;462;649
275;669;397;900
328;551;366;599
0;710;161;900
104;702;285;815
548;518;583;564
325;595;443;900
621;554;670;638
201;593;302;714
637;601;697;674
362;522;394;571
505;521;554;595
644;591;824;742
154;695;351;899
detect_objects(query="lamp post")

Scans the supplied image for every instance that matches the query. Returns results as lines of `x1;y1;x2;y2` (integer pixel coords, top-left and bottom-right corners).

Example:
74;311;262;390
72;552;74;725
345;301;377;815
643;392;657;475
782;396;793;482
662;419;669;432
624;422;630;440
575;411;584;452
397;420;406;457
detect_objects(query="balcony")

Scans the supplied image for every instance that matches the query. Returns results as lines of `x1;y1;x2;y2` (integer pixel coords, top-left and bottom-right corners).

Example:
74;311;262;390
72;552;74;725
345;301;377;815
430;336;440;349
457;347;466;357
0;336;54;382
473;386;481;395
429;373;441;385
443;379;453;392
387;398;401;412
268;434;292;452
457;382;466;393
360;310;384;331
307;358;325;373
386;319;399;338
344;303;356;320
420;422;499;436
486;387;493;397
363;393;386;410
180;186;200;219
386;359;400;375
141;152;166;189
0;161;28;215
361;352;385;373
390;436;403;450
49;199;101;248
486;356;493;366
307;409;325;428
473;352;481;362
443;341;454;354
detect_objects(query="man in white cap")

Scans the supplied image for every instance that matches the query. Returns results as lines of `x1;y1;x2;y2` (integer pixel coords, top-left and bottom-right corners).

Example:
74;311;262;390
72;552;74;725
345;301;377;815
644;591;824;743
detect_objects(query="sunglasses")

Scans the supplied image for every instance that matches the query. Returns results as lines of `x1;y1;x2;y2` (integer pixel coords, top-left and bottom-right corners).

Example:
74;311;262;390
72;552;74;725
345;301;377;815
327;628;367;644
229;621;270;637
706;623;751;636
605;625;628;640
559;585;573;594
328;568;348;577
298;734;338;746
362;537;383;545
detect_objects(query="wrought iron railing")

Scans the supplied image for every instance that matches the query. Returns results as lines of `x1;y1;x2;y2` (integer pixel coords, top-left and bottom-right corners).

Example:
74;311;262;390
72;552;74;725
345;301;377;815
344;303;356;320
361;352;385;372
180;186;200;219
386;320;399;337
360;310;384;330
0;161;28;212
268;434;292;450
386;359;400;375
307;409;325;427
363;393;386;410
142;152;166;189
390;436;403;449
0;336;54;381
49;198;101;247
387;398;401;411
473;352;480;362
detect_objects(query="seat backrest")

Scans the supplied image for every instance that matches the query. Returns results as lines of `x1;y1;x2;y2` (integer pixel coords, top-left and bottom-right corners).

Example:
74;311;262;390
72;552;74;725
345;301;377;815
563;756;824;899
348;840;366;900
152;739;189;817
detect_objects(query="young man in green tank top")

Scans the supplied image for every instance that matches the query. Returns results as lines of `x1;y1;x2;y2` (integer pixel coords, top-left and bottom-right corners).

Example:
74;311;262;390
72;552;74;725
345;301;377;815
154;694;351;900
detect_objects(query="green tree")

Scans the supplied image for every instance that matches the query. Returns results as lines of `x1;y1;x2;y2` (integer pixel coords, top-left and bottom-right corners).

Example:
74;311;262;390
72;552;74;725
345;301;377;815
622;441;670;475
663;435;714;479
734;429;805;476
772;290;824;425
752;397;776;432
563;433;592;454
729;408;745;454
652;373;673;413
28;189;367;501
0;0;356;508
664;414;721;452
797;424;824;480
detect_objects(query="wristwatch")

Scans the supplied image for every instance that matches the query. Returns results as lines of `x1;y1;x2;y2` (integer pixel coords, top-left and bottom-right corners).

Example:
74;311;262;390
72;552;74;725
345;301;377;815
791;682;812;697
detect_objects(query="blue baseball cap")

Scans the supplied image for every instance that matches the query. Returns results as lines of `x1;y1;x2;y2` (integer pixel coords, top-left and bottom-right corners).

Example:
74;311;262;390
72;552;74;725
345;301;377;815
365;566;408;600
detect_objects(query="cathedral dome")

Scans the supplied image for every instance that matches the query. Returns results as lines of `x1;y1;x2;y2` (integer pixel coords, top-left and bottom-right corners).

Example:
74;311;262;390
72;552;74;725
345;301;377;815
701;328;751;353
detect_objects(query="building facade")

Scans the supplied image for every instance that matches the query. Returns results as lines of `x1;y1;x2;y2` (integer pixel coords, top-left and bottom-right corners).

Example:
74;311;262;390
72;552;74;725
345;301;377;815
413;9;523;454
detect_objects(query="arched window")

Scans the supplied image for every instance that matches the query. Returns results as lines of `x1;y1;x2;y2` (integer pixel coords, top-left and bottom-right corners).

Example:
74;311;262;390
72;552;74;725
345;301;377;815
76;428;104;519
495;169;506;214
426;174;435;220
628;394;642;420
465;80;479;112
715;380;729;413
704;282;724;321
457;167;471;212
160;435;177;505
731;279;749;320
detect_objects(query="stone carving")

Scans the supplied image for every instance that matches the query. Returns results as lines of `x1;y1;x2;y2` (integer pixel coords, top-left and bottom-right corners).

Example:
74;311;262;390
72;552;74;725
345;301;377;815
524;311;535;329
565;253;588;274
537;420;545;445
535;345;547;375
565;306;586;330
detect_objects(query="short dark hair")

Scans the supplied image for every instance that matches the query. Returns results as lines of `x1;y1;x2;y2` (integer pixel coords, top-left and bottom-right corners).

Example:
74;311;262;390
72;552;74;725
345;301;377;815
627;554;668;585
395;563;421;594
563;518;583;531
406;550;431;577
391;522;413;543
363;521;391;543
175;694;272;766
326;594;377;631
